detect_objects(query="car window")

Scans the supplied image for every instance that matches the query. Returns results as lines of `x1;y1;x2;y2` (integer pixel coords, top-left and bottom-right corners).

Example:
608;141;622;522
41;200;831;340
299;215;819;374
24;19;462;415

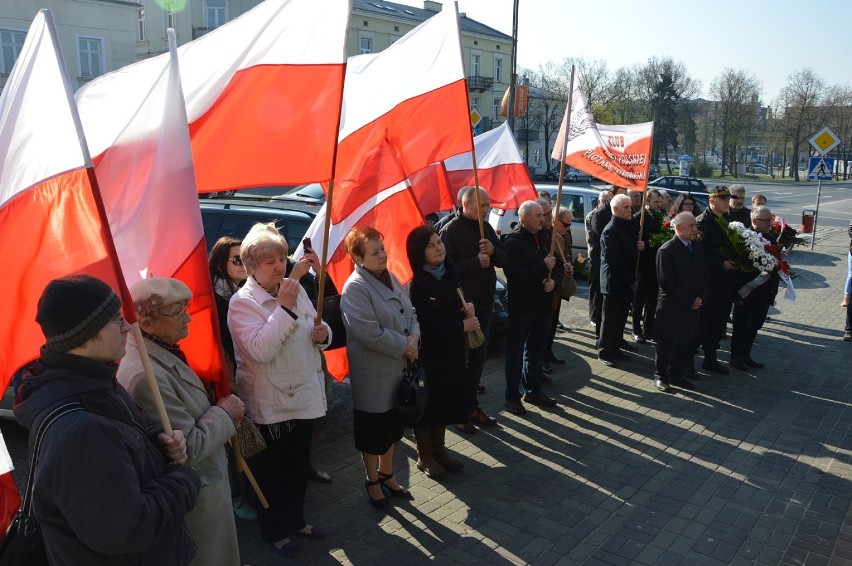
284;219;312;251
558;194;585;219
219;213;284;244
672;178;687;188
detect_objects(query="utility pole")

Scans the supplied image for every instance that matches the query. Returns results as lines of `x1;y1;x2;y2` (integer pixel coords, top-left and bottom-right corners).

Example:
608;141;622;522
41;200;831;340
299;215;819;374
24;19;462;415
507;0;519;132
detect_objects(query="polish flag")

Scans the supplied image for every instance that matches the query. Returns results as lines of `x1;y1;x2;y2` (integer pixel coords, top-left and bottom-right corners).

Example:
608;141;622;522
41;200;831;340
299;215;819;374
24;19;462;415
0;10;132;393
79;0;350;195
76;31;227;393
0;432;19;533
408;162;455;217
331;3;472;222
443;122;538;210
551;67;654;190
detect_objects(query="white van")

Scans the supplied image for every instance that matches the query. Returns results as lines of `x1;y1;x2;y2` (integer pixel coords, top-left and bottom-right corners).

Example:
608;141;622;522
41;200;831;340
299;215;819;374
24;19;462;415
488;185;600;259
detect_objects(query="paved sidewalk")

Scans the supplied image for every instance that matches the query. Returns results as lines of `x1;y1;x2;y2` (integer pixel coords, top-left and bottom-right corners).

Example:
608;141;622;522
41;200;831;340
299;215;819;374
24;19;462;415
237;233;852;565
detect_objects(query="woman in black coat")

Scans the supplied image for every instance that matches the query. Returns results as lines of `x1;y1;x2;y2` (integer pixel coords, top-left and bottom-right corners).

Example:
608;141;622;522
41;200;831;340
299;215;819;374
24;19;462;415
406;225;478;479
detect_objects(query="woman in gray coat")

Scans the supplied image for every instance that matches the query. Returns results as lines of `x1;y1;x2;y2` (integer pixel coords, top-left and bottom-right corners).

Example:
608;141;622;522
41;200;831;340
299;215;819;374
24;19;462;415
118;277;245;565
341;227;420;510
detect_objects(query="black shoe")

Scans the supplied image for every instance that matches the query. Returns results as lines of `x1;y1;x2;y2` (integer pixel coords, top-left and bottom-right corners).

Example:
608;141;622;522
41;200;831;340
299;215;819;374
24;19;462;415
653;374;671;392
541;362;553;374
598;356;617;367
468;407;497;427
308;467;332;483
454;423;476;435
539;373;554;384
365;478;388;509
549;354;566;365
614;352;632;361
702;359;730;375
670;375;696;390
476;384;486;394
730;358;749;371
633;334;647;344
556;322;568;332
621;342;637;352
504;399;527;415
523;393;557;408
683;367;699;380
377;472;414;500
743;357;765;369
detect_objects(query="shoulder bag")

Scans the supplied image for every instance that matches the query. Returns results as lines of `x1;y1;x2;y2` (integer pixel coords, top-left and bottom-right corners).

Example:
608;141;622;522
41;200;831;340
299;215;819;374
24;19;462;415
0;402;84;566
394;361;429;426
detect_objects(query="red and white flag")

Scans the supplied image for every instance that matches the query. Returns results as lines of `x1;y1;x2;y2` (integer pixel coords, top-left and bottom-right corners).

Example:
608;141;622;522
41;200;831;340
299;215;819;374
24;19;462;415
444;122;538;210
0;432;19;533
407;162;455;217
331;3;472;222
80;0;350;195
0;10;131;392
76;30;227;392
551;67;653;190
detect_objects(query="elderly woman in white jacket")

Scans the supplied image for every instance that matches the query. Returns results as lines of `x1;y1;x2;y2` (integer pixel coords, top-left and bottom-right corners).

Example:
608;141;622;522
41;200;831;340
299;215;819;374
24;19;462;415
228;222;330;559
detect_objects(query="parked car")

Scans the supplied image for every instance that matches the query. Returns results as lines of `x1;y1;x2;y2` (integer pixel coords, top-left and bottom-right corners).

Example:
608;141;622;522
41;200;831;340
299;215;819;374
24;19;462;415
565;167;592;183
488;185;600;259
746;163;768;174
648;176;708;193
664;189;710;216
200;199;317;253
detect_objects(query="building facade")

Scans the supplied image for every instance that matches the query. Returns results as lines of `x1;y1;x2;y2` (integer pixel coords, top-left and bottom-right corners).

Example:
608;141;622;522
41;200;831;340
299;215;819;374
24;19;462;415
0;0;139;92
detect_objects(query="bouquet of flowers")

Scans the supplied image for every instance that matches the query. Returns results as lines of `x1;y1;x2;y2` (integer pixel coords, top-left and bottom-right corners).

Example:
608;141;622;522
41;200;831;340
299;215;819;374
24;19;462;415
725;221;778;273
771;215;806;252
648;219;674;248
716;216;762;272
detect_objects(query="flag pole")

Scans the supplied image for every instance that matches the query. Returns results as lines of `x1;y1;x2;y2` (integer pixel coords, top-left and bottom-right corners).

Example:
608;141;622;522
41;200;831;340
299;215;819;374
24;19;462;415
548;65;575;277
471;139;485;240
635;202;647;278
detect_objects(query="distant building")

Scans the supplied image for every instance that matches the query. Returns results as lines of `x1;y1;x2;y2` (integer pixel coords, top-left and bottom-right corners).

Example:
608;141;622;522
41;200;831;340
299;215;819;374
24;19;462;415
0;0;139;92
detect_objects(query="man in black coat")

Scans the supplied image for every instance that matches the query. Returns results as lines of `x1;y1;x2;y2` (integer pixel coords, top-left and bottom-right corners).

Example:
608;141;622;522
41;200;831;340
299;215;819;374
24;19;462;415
585;186;626;339
729;206;780;370
441;185;504;429
654;212;707;391
696;186;736;374
598;194;642;366
632;188;665;343
502;200;564;414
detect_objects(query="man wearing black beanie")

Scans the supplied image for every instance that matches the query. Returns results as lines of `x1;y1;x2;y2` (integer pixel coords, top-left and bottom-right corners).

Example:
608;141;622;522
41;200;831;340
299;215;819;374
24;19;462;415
14;274;202;565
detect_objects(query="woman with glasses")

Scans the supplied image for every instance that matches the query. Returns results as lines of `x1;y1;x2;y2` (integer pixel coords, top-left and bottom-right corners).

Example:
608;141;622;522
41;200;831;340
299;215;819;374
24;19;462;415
668;194;700;218
118;277;246;566
228;223;331;558
209;236;248;388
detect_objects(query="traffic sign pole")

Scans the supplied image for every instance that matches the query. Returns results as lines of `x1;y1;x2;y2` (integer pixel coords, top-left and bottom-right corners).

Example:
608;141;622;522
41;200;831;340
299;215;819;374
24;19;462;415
810;178;822;250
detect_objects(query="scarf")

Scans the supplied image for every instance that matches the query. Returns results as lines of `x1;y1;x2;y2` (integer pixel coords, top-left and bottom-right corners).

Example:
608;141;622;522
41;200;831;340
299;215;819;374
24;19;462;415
213;276;241;301
422;262;446;281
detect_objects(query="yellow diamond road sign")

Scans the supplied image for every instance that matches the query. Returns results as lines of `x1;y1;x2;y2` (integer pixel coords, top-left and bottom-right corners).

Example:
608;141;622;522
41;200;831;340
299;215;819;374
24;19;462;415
470;109;483;128
809;127;840;156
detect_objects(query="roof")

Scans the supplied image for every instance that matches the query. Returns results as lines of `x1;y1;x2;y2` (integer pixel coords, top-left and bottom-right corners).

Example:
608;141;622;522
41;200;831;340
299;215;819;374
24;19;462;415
352;0;512;41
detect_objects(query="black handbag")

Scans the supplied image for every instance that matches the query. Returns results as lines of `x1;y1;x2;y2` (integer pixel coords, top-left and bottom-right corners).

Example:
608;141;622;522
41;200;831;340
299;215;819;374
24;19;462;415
0;402;84;566
321;294;346;351
394;361;428;425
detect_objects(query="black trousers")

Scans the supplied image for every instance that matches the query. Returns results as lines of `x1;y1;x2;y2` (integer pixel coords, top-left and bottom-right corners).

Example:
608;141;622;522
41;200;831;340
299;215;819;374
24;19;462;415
545;297;564;357
247;419;313;542
655;335;693;379
699;287;731;360
465;303;492;411
589;272;603;328
632;280;659;337
730;300;771;360
598;293;631;358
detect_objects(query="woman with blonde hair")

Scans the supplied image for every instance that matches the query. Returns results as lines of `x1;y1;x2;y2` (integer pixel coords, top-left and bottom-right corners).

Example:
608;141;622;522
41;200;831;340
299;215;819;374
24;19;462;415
228;222;331;557
341;226;419;510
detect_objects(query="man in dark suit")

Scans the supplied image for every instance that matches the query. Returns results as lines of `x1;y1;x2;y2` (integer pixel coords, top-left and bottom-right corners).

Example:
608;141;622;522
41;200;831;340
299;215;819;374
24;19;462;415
729;206;780;370
696;186;736;374
632;189;665;344
585;186;626;341
502;200;563;414
598;194;642;366
654;212;707;391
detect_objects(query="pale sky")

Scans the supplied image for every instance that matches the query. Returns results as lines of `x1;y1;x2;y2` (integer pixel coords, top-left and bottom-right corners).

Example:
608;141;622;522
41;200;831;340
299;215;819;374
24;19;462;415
400;0;851;104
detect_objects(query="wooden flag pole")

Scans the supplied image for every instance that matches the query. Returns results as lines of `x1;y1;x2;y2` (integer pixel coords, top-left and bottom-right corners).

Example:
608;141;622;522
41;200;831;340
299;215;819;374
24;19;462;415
229;434;269;509
635;203;647;278
471;127;485;241
548;64;575;279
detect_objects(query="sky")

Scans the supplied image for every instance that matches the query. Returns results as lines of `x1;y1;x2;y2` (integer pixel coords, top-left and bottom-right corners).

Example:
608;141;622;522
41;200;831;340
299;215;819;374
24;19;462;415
397;0;851;104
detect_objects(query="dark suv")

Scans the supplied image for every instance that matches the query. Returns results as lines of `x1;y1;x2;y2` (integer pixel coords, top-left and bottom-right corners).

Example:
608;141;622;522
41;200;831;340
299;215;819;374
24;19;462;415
648;176;708;192
200;199;316;252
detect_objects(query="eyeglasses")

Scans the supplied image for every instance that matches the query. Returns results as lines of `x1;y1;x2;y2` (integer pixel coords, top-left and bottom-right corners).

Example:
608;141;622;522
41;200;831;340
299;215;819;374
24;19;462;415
754;217;773;223
730;196;742;200
160;301;191;318
109;313;127;326
228;256;243;267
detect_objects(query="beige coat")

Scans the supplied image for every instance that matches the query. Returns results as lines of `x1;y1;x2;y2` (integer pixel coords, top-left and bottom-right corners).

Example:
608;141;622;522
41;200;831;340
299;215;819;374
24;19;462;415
118;335;239;566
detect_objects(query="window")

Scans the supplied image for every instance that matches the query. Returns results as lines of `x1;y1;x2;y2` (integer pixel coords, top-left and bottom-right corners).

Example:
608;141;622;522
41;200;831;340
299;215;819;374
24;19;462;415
78;37;103;78
493;96;501;119
470;97;479;112
359;33;373;54
1;29;25;74
534;149;541;167
206;0;227;29
167;11;177;31
137;8;146;41
471;53;480;76
494;56;503;83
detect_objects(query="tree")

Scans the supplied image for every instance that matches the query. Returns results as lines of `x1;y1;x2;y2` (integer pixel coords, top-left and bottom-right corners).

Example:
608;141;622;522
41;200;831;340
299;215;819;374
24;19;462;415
709;69;762;178
778;69;828;181
518;63;567;177
650;70;680;171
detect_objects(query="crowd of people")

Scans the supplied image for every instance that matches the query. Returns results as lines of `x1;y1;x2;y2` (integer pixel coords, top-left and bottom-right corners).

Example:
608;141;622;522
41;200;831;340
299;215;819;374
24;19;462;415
11;180;847;563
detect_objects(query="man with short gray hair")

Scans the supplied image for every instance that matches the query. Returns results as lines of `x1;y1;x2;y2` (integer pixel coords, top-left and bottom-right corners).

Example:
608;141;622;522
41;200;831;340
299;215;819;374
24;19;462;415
727;184;750;225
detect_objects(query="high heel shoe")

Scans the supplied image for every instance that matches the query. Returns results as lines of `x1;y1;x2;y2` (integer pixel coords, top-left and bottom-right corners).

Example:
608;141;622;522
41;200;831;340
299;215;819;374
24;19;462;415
364;478;388;509
377;472;414;500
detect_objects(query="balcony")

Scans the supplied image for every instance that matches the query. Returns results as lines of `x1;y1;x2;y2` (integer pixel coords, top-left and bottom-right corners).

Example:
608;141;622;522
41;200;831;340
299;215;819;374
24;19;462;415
468;75;493;92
